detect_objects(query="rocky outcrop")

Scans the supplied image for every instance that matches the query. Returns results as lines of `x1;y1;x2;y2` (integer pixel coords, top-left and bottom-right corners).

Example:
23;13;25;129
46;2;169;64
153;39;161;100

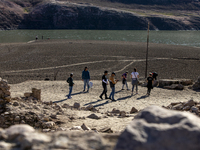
1;0;200;30
163;99;200;117
114;105;200;150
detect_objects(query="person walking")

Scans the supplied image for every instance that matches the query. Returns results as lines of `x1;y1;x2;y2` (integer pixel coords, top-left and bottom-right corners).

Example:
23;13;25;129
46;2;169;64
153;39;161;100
67;73;74;99
82;67;90;92
147;73;154;96
131;68;139;96
99;70;109;100
109;72;119;101
121;71;129;90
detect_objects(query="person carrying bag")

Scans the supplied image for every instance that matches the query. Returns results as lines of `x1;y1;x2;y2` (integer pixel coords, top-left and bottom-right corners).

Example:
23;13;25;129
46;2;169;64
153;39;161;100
131;68;139;96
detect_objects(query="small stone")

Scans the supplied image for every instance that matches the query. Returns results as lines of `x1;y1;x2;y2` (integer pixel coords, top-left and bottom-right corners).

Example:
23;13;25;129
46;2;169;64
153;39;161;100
112;108;121;114
42;121;55;129
184;100;195;107
73;102;80;109
43;129;51;132
62;103;69;108
87;113;101;119
86;104;94;111
24;93;32;97
99;127;113;133
182;106;190;111
191;106;199;113
120;111;126;117
81;123;91;131
15;116;20;121
70;126;83;130
173;103;184;110
130;107;138;113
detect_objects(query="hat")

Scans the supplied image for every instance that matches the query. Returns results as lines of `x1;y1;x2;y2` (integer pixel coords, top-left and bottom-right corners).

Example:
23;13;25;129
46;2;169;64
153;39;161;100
70;73;73;76
112;72;116;75
104;70;108;73
149;72;152;75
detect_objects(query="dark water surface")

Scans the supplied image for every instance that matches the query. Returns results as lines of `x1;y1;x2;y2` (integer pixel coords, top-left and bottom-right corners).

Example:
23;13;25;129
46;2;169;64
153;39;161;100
0;30;200;47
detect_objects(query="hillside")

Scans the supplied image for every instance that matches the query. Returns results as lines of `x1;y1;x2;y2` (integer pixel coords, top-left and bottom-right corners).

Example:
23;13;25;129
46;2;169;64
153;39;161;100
1;0;200;30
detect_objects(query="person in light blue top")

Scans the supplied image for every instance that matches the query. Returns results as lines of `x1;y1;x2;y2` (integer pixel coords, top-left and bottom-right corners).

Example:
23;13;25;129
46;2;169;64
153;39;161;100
82;67;90;92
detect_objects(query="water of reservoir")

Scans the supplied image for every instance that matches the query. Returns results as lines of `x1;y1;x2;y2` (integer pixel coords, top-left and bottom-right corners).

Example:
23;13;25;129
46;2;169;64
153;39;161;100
0;30;200;48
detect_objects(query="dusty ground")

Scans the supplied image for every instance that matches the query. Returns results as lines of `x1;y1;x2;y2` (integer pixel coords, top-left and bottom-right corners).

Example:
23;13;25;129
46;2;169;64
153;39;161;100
0;39;200;84
10;80;200;132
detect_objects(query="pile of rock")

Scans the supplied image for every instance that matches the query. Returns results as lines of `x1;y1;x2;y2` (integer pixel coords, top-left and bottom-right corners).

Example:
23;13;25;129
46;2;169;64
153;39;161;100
106;107;138;118
114;105;200;150
163;99;200;117
192;76;200;90
0;124;119;150
24;88;41;101
0;78;11;114
159;79;193;90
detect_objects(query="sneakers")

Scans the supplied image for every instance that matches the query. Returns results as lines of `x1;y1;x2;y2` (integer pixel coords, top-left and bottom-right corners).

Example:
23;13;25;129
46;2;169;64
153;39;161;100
99;96;103;100
127;89;130;91
121;89;125;90
131;92;133;96
111;99;117;102
68;96;72;99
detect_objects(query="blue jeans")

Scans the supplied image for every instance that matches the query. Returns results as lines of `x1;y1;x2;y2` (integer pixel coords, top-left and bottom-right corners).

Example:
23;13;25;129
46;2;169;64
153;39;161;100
68;86;73;98
83;79;90;91
109;86;115;100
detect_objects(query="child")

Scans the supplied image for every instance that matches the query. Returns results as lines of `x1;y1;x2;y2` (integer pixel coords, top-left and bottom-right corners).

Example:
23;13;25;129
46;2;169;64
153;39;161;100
67;73;75;99
147;73;154;96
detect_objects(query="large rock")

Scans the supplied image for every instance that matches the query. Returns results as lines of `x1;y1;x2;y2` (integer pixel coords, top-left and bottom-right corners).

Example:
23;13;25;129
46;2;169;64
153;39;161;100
192;76;200;90
114;105;200;150
159;79;193;88
164;84;184;90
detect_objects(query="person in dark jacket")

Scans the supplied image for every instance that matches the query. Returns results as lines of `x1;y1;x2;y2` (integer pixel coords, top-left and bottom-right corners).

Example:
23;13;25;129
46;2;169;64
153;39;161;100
82;67;90;92
99;70;109;100
147;73;154;96
67;73;75;99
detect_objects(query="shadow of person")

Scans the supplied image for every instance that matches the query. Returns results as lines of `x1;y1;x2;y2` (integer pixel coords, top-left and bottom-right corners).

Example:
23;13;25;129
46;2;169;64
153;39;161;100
93;100;110;107
84;99;105;106
53;98;68;103
137;95;148;100
117;95;132;101
71;91;84;96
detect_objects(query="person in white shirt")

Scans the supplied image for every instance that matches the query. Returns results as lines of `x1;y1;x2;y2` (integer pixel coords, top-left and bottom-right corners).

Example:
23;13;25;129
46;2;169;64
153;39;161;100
131;68;139;96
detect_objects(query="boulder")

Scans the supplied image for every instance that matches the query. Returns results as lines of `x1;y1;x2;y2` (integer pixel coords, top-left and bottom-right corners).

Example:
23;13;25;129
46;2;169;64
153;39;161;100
114;105;200;150
183;99;195;107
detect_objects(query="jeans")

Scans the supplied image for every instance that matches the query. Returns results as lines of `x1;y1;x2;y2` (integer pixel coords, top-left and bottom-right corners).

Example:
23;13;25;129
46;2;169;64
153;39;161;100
100;84;108;98
122;80;128;89
132;79;138;92
109;86;115;100
68;86;73;98
83;79;90;91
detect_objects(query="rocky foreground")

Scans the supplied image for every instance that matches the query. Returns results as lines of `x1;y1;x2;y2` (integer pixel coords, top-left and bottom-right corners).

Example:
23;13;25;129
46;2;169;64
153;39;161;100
0;76;200;149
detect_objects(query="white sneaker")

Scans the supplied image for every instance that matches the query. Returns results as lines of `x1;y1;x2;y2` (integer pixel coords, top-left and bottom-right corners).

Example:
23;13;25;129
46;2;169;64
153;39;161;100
68;96;72;99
